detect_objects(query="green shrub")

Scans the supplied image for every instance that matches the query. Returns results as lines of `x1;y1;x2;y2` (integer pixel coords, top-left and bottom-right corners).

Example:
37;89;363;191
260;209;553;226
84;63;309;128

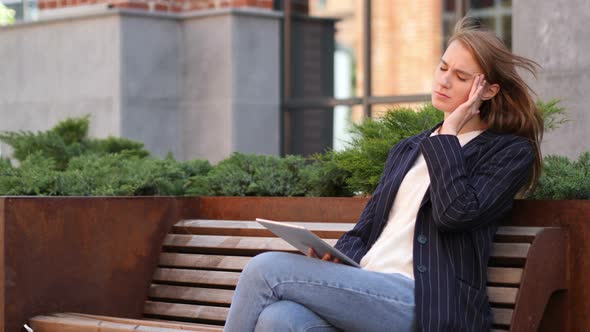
0;115;213;196
88;136;150;158
299;152;354;197
0;116;151;170
530;152;590;199
0;152;59;195
0;100;574;198
323;100;567;196
538;99;568;131
186;153;309;197
325;104;443;195
52;154;212;196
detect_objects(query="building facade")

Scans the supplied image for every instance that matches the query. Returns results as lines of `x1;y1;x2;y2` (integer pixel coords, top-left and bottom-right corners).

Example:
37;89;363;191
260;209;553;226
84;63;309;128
1;0;588;161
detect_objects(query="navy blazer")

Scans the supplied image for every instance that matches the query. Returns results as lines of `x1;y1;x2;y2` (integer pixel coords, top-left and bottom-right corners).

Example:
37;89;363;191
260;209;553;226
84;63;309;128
334;123;534;332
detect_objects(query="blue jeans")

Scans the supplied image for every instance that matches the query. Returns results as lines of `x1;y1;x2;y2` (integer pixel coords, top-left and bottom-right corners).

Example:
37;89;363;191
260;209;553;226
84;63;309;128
224;252;416;332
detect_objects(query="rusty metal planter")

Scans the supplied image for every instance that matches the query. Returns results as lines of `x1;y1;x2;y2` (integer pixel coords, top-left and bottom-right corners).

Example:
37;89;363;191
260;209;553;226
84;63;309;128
0;197;201;332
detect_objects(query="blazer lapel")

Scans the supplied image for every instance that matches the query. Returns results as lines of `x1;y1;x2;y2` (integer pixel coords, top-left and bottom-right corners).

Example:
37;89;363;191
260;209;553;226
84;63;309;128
419;128;498;209
370;127;439;239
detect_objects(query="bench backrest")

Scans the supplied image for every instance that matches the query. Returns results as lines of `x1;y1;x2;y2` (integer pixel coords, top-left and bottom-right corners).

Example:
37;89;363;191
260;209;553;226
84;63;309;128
144;219;566;332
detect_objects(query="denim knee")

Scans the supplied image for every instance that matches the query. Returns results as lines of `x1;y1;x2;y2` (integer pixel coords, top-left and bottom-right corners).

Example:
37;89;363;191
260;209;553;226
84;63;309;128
239;252;290;285
255;300;338;332
243;252;291;275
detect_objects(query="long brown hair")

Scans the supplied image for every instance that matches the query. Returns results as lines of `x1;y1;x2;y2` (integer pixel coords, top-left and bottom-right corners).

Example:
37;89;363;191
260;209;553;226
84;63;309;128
449;16;544;196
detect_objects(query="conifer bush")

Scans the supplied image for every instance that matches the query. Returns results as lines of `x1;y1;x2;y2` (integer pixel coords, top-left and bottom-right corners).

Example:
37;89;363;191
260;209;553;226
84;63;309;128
0;117;210;196
185;153;309;197
0;99;581;199
530;152;590;199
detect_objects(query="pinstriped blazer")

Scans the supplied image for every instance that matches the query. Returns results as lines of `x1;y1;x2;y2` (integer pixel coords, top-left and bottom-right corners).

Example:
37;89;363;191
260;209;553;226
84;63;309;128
334;123;534;332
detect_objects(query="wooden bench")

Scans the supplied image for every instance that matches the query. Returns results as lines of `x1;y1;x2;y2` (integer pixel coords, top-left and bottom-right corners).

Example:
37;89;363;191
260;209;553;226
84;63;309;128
29;219;567;331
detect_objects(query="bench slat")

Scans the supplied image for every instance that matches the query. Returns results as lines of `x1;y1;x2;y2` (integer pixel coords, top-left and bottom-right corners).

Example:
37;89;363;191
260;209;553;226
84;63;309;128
30;315;128;332
163;234;528;261
494;226;544;243
56;313;224;331
173;220;353;238
487;286;518;305
144;301;229;324
491;308;513;326
487;267;523;285
159;253;250;271
491;243;530;260
163;234;338;254
153;268;240;288
149;284;234;305
159;253;523;285
30;315;193;332
148;283;516;308
159;252;524;284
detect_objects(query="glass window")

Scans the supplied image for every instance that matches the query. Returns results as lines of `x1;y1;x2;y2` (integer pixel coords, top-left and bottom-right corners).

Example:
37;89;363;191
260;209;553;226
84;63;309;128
502;15;512;49
1;0;38;22
442;0;512;50
471;0;495;9
444;0;455;11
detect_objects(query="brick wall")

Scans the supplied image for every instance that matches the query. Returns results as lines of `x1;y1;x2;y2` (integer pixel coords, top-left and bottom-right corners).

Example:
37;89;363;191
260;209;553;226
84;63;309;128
359;0;442;97
310;0;442;119
38;0;309;14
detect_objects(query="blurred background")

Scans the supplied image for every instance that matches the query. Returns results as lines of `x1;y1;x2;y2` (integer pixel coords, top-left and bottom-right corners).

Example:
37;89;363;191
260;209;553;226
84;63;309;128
0;0;587;163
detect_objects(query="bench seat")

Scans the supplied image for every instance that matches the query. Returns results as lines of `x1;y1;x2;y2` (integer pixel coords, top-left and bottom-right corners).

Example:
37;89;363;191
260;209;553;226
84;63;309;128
30;219;567;332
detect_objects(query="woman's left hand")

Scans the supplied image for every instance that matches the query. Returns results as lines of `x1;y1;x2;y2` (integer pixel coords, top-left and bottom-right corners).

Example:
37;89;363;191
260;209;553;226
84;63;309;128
308;247;341;264
439;74;487;135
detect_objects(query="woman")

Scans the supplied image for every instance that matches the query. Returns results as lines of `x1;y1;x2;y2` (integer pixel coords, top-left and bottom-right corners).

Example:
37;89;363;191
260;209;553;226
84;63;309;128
224;17;543;332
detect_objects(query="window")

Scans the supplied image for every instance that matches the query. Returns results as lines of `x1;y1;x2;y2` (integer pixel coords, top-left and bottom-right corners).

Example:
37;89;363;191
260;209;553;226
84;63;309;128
442;0;512;49
1;0;38;22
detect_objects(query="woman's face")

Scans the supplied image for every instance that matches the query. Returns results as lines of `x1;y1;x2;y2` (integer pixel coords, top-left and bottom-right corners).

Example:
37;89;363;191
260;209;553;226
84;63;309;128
432;40;483;114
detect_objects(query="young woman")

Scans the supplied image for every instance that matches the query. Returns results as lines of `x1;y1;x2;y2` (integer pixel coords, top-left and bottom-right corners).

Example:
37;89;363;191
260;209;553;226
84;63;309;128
224;17;543;332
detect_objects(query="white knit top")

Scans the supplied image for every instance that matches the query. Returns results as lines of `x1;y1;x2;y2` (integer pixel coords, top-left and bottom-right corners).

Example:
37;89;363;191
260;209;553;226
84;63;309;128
360;129;484;280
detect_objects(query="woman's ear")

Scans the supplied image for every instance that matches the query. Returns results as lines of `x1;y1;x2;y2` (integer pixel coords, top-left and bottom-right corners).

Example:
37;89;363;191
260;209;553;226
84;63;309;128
482;83;500;100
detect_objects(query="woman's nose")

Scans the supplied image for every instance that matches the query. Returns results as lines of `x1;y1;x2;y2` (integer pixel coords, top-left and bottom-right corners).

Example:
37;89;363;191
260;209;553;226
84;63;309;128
438;72;451;88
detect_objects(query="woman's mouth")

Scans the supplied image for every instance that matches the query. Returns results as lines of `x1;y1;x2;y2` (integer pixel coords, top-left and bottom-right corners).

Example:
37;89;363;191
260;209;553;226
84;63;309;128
433;91;450;99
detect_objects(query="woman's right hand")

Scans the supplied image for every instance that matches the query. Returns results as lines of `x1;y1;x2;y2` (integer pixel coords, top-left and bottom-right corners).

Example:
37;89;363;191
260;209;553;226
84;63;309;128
439;74;487;135
307;247;341;264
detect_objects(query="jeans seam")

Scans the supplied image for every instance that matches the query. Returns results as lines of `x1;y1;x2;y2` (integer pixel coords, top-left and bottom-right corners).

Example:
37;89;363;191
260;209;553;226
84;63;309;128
270;280;414;307
303;323;334;332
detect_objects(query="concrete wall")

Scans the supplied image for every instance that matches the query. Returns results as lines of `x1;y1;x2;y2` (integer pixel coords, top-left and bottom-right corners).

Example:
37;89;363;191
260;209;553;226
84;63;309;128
513;0;590;159
0;8;281;162
180;10;281;162
230;13;280;158
120;15;182;158
0;14;122;157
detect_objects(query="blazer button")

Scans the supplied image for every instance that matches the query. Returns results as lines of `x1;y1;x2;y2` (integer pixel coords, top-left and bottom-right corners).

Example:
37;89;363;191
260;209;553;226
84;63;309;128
417;235;428;244
417;265;427;273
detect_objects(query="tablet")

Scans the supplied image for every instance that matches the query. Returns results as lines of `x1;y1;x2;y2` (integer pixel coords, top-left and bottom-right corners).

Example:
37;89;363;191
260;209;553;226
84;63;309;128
256;218;361;268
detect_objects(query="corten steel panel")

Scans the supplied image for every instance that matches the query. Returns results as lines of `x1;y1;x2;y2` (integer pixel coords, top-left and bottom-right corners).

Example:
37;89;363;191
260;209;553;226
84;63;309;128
197;196;370;223
511;200;590;332
0;196;201;332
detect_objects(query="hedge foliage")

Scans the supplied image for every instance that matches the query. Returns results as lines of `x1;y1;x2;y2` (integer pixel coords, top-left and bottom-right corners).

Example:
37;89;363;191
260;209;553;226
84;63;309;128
530;152;590;199
317;99;573;196
0;99;585;199
0;117;210;196
321;104;443;194
0;117;347;197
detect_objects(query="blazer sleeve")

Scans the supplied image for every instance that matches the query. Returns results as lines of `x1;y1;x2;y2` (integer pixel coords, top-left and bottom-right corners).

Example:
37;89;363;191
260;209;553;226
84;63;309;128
334;140;406;262
420;134;534;233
